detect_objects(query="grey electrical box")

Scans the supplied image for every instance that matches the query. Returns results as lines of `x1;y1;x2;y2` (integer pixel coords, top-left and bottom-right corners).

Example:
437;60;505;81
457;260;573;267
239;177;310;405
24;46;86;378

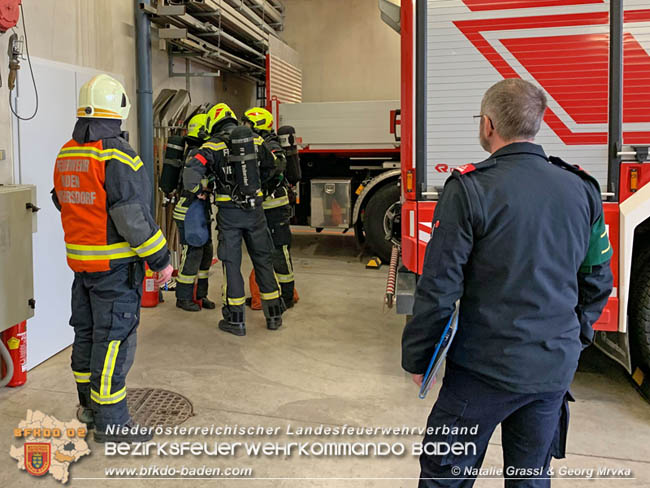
310;179;352;229
0;185;37;332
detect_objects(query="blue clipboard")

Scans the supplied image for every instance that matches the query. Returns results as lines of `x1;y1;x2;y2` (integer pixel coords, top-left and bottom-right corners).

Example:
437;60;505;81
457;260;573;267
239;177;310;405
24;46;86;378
418;305;459;399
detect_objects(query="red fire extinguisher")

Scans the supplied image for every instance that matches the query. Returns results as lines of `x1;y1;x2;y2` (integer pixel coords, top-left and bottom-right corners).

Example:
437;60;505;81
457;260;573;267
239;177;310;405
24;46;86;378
192;282;203;309
1;321;27;387
141;263;159;308
0;0;22;34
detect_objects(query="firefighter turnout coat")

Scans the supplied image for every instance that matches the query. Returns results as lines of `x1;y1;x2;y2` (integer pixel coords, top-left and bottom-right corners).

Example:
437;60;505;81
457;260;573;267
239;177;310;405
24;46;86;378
183;121;283;325
52;118;170;431
53;119;170;273
182;122;277;207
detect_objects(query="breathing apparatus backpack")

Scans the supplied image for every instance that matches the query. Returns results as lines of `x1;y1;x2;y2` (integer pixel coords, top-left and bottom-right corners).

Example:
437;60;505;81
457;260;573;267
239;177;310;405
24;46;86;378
159;135;186;194
160;135;205;195
277;125;301;185
216;125;262;209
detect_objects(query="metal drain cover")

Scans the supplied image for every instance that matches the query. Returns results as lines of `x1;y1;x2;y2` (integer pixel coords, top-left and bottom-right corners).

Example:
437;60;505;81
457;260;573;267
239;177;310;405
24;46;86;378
127;388;194;427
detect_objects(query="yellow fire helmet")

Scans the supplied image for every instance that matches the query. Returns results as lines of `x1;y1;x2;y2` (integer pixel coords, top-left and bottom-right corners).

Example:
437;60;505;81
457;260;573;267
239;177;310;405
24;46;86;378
242;107;274;132
206;103;237;134
187;113;209;139
77;74;131;120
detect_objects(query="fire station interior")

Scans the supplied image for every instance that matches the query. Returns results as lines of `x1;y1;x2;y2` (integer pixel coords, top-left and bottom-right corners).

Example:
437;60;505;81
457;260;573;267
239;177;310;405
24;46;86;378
1;0;650;486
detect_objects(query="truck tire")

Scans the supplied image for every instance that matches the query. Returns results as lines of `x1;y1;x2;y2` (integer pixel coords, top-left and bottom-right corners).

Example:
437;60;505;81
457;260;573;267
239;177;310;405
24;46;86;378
630;257;650;371
364;183;400;262
632;245;650;275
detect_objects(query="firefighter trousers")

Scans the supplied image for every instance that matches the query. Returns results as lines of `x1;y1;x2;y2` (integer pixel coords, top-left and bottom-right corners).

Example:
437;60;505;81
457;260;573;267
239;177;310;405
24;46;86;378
265;205;295;306
69;261;144;432
175;220;213;301
216;205;282;323
418;363;571;488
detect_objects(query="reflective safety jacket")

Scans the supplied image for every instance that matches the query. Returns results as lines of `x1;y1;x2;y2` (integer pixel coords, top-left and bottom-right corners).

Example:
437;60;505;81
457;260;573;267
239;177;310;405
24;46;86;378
258;130;290;211
183;121;276;209
53;119;170;273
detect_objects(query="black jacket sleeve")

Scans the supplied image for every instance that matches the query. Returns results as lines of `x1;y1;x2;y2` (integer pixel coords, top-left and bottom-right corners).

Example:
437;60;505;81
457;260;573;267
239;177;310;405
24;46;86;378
263;143;287;194
51;188;61;211
265;136;287;177
104;140;170;271
401;177;475;374
183;140;225;195
575;184;614;348
576;262;613;348
183;147;211;195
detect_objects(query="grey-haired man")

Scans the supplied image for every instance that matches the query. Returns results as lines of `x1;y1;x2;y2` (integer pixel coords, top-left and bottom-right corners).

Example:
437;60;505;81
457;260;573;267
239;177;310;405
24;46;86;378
402;79;613;487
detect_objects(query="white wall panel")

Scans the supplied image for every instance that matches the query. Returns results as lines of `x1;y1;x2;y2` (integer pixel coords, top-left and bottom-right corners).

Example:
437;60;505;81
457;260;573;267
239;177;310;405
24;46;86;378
12;59;125;370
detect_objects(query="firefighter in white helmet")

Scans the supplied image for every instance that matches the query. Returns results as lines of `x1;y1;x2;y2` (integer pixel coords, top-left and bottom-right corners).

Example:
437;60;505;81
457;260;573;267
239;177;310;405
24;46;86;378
52;74;173;443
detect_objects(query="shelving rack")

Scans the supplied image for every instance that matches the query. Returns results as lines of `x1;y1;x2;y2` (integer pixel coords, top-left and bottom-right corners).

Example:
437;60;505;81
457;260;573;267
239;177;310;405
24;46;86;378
142;0;285;85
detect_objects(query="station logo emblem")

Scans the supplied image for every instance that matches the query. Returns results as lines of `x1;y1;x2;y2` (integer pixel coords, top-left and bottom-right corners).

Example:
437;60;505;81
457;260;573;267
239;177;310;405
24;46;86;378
10;410;91;484
24;442;51;477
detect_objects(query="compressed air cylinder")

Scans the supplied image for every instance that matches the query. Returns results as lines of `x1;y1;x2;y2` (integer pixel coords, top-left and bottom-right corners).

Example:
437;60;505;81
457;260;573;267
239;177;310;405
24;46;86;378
230;126;260;202
278;125;301;184
159;135;185;194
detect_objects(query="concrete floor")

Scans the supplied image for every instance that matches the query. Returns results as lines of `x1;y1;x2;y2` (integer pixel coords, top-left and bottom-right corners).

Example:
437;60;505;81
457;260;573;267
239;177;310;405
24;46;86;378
1;232;650;487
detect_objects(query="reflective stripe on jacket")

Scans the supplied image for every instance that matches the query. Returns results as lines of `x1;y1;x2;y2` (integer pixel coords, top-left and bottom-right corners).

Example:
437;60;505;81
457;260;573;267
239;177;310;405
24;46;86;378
259;130;289;211
262;186;290;210
54;134;169;273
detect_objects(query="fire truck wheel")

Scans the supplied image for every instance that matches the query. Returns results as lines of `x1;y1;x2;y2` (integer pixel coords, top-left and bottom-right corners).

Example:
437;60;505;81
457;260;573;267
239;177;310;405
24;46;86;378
364;183;400;262
632;246;650;275
630;255;650;371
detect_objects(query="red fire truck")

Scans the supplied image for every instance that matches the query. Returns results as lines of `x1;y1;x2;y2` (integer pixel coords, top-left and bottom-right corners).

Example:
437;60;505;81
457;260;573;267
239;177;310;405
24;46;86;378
265;35;402;264
271;98;401;263
391;0;650;382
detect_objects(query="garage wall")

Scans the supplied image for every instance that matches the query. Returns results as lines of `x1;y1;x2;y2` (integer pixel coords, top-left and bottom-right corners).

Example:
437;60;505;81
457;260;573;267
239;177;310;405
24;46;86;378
0;0;256;184
0;0;256;366
281;0;400;103
0;59;11;184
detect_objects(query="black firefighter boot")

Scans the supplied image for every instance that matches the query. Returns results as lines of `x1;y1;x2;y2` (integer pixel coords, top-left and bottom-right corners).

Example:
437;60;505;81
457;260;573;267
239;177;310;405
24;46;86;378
77;406;95;430
76;389;95;430
200;297;216;309
281;284;294;309
176;299;200;312
218;308;246;336
263;300;284;331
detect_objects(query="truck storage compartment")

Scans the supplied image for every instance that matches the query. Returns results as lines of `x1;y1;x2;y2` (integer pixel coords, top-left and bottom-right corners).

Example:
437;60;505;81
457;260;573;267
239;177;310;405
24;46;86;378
277;101;399;151
310;179;352;228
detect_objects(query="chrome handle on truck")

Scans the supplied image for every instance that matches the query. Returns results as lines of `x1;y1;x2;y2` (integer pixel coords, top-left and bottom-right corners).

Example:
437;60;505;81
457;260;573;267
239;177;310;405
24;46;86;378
618;146;648;163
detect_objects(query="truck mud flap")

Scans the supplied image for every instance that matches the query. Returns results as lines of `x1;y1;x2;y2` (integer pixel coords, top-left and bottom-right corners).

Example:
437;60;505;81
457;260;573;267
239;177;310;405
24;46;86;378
593;330;632;374
396;267;416;315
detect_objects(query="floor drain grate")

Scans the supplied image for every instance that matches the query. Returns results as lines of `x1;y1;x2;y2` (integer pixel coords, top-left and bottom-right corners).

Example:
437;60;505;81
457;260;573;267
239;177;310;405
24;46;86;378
127;388;194;427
